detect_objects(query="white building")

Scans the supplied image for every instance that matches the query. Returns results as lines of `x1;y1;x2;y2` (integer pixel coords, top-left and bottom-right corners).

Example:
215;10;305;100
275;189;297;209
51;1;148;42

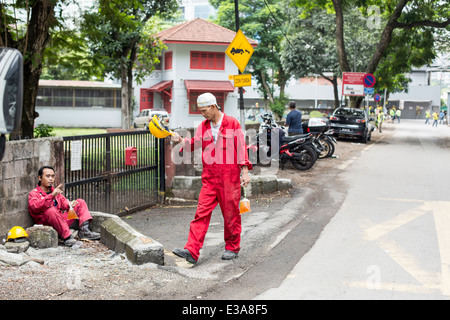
179;0;217;20
134;18;257;129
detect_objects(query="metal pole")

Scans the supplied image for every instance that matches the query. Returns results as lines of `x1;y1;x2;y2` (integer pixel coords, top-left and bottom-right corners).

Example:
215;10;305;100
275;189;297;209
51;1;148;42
234;0;246;130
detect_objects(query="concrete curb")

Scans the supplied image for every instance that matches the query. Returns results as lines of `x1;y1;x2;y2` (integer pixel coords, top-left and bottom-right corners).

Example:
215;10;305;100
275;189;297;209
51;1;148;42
92;212;164;266
171;174;292;200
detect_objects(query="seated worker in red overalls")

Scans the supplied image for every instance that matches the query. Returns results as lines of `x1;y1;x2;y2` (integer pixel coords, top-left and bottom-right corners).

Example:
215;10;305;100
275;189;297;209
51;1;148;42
171;92;252;264
28;166;100;247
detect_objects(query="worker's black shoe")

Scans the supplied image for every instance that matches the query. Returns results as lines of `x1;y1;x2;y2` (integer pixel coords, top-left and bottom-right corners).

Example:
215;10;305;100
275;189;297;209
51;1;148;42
222;250;238;260
172;248;197;264
78;221;101;241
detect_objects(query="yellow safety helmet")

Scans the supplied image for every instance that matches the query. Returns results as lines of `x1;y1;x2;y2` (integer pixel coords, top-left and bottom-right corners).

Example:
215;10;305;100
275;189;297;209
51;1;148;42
149;115;173;139
7;226;28;242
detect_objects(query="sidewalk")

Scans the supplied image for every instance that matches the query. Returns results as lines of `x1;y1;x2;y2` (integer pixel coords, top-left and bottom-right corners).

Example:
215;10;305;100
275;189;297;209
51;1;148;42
121;184;312;276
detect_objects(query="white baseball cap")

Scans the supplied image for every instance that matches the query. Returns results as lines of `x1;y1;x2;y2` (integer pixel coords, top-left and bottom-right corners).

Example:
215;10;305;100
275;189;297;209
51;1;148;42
197;92;219;109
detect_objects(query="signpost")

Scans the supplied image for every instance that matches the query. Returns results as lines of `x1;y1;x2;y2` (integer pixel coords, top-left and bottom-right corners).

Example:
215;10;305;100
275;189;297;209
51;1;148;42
226;13;255;129
363;73;376;88
342;72;365;96
230;0;256;129
364;87;374;95
342;72;378;113
225;30;254;74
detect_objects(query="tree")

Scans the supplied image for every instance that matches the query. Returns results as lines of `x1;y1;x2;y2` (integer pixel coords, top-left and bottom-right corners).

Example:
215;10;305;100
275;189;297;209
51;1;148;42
293;0;450;107
81;0;178;129
281;7;383;109
0;0;62;139
41;29;105;81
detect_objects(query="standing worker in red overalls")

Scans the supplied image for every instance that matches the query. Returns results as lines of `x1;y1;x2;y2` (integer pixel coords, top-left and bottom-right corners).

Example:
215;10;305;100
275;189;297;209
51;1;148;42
28;166;100;246
171;93;252;263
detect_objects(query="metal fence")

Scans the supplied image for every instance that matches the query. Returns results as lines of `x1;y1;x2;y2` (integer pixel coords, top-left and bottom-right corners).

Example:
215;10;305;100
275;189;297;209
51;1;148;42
63;130;164;216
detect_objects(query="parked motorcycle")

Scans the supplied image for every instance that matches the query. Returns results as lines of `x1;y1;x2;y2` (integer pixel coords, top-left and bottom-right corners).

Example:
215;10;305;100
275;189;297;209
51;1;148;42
302;118;337;159
250;113;318;170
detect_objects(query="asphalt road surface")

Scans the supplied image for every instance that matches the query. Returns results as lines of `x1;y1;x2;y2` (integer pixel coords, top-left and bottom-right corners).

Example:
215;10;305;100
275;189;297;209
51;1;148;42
254;119;450;299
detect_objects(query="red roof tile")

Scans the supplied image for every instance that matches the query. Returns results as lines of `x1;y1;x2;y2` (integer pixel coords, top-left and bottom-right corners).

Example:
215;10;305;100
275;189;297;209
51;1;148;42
157;18;257;46
184;80;235;92
148;80;173;92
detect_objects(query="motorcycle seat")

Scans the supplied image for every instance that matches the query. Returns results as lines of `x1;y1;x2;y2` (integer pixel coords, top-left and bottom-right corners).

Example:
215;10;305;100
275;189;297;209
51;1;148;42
282;133;311;142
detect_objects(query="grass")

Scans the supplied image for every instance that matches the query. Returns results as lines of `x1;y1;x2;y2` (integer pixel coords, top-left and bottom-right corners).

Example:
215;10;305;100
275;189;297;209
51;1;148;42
52;127;108;137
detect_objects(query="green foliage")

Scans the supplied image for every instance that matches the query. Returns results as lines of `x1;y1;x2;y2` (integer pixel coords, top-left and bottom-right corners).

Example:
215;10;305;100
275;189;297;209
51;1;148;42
34;124;56;138
269;94;289;120
81;0;179;84
42;29;105;81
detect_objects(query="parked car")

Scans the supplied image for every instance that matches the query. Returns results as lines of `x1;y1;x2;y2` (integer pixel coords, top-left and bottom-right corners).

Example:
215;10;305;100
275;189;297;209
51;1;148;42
329;107;374;143
133;109;169;129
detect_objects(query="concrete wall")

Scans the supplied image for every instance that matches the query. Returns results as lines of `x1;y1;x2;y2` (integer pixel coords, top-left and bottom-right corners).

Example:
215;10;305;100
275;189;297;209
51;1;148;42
0;137;64;237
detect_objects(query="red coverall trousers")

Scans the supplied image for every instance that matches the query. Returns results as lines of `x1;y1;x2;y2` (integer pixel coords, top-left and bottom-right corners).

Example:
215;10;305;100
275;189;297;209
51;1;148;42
181;114;252;261
28;185;93;239
184;165;242;261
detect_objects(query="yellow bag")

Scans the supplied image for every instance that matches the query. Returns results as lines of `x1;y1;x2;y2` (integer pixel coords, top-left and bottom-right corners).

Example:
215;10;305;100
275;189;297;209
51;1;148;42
239;186;250;214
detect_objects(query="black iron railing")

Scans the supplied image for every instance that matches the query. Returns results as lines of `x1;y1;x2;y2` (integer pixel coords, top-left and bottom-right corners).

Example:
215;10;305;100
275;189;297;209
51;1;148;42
63;130;164;215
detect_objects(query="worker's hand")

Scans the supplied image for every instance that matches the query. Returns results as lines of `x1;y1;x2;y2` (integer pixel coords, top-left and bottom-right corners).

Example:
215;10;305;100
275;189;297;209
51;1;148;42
69;200;78;207
240;170;250;187
52;184;63;197
170;132;182;143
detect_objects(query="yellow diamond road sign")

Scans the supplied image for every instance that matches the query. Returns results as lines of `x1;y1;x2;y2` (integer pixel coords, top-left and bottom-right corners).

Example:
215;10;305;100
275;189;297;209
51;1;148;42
225;29;254;73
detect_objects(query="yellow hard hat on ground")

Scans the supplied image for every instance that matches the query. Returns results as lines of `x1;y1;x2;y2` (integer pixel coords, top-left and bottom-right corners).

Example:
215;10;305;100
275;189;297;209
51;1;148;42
149;115;173;139
7;226;28;242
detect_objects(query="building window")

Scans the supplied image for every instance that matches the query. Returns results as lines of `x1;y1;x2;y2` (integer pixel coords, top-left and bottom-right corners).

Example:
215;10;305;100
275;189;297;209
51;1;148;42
194;5;215;19
189;92;224;114
190;51;225;70
36;87;121;108
164;51;173;70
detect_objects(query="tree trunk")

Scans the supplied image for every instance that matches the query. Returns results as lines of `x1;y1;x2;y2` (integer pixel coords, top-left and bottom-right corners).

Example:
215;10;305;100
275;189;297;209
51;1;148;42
120;65;130;130
331;77;340;109
331;0;350;73
8;0;56;139
320;73;340;109
260;72;274;104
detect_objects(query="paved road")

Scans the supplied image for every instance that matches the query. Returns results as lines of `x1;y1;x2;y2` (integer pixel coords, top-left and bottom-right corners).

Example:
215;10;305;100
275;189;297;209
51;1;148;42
256;120;450;299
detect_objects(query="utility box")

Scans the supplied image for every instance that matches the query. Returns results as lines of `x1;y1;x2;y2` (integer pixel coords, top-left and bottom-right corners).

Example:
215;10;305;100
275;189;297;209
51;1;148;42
125;147;137;166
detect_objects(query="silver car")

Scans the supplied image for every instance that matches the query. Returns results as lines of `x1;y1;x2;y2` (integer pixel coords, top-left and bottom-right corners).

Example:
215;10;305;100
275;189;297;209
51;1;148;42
133;109;170;129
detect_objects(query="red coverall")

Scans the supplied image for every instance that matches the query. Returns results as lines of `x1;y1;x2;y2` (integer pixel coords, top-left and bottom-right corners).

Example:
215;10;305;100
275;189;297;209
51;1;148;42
182;114;252;261
28;185;93;239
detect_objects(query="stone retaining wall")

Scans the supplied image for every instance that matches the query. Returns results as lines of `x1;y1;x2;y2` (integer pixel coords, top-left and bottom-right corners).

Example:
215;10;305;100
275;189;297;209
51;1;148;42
0;137;64;237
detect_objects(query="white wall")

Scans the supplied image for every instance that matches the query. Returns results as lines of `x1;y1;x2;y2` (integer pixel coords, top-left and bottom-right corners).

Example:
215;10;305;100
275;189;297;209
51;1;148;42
35;107;121;128
390;85;441;107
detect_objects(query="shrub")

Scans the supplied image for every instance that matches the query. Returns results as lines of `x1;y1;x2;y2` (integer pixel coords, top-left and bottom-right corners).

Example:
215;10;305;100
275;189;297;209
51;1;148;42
34;124;55;138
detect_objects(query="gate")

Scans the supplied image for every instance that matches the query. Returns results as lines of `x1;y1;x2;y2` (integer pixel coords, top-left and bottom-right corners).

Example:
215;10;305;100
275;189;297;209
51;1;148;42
63;131;164;216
